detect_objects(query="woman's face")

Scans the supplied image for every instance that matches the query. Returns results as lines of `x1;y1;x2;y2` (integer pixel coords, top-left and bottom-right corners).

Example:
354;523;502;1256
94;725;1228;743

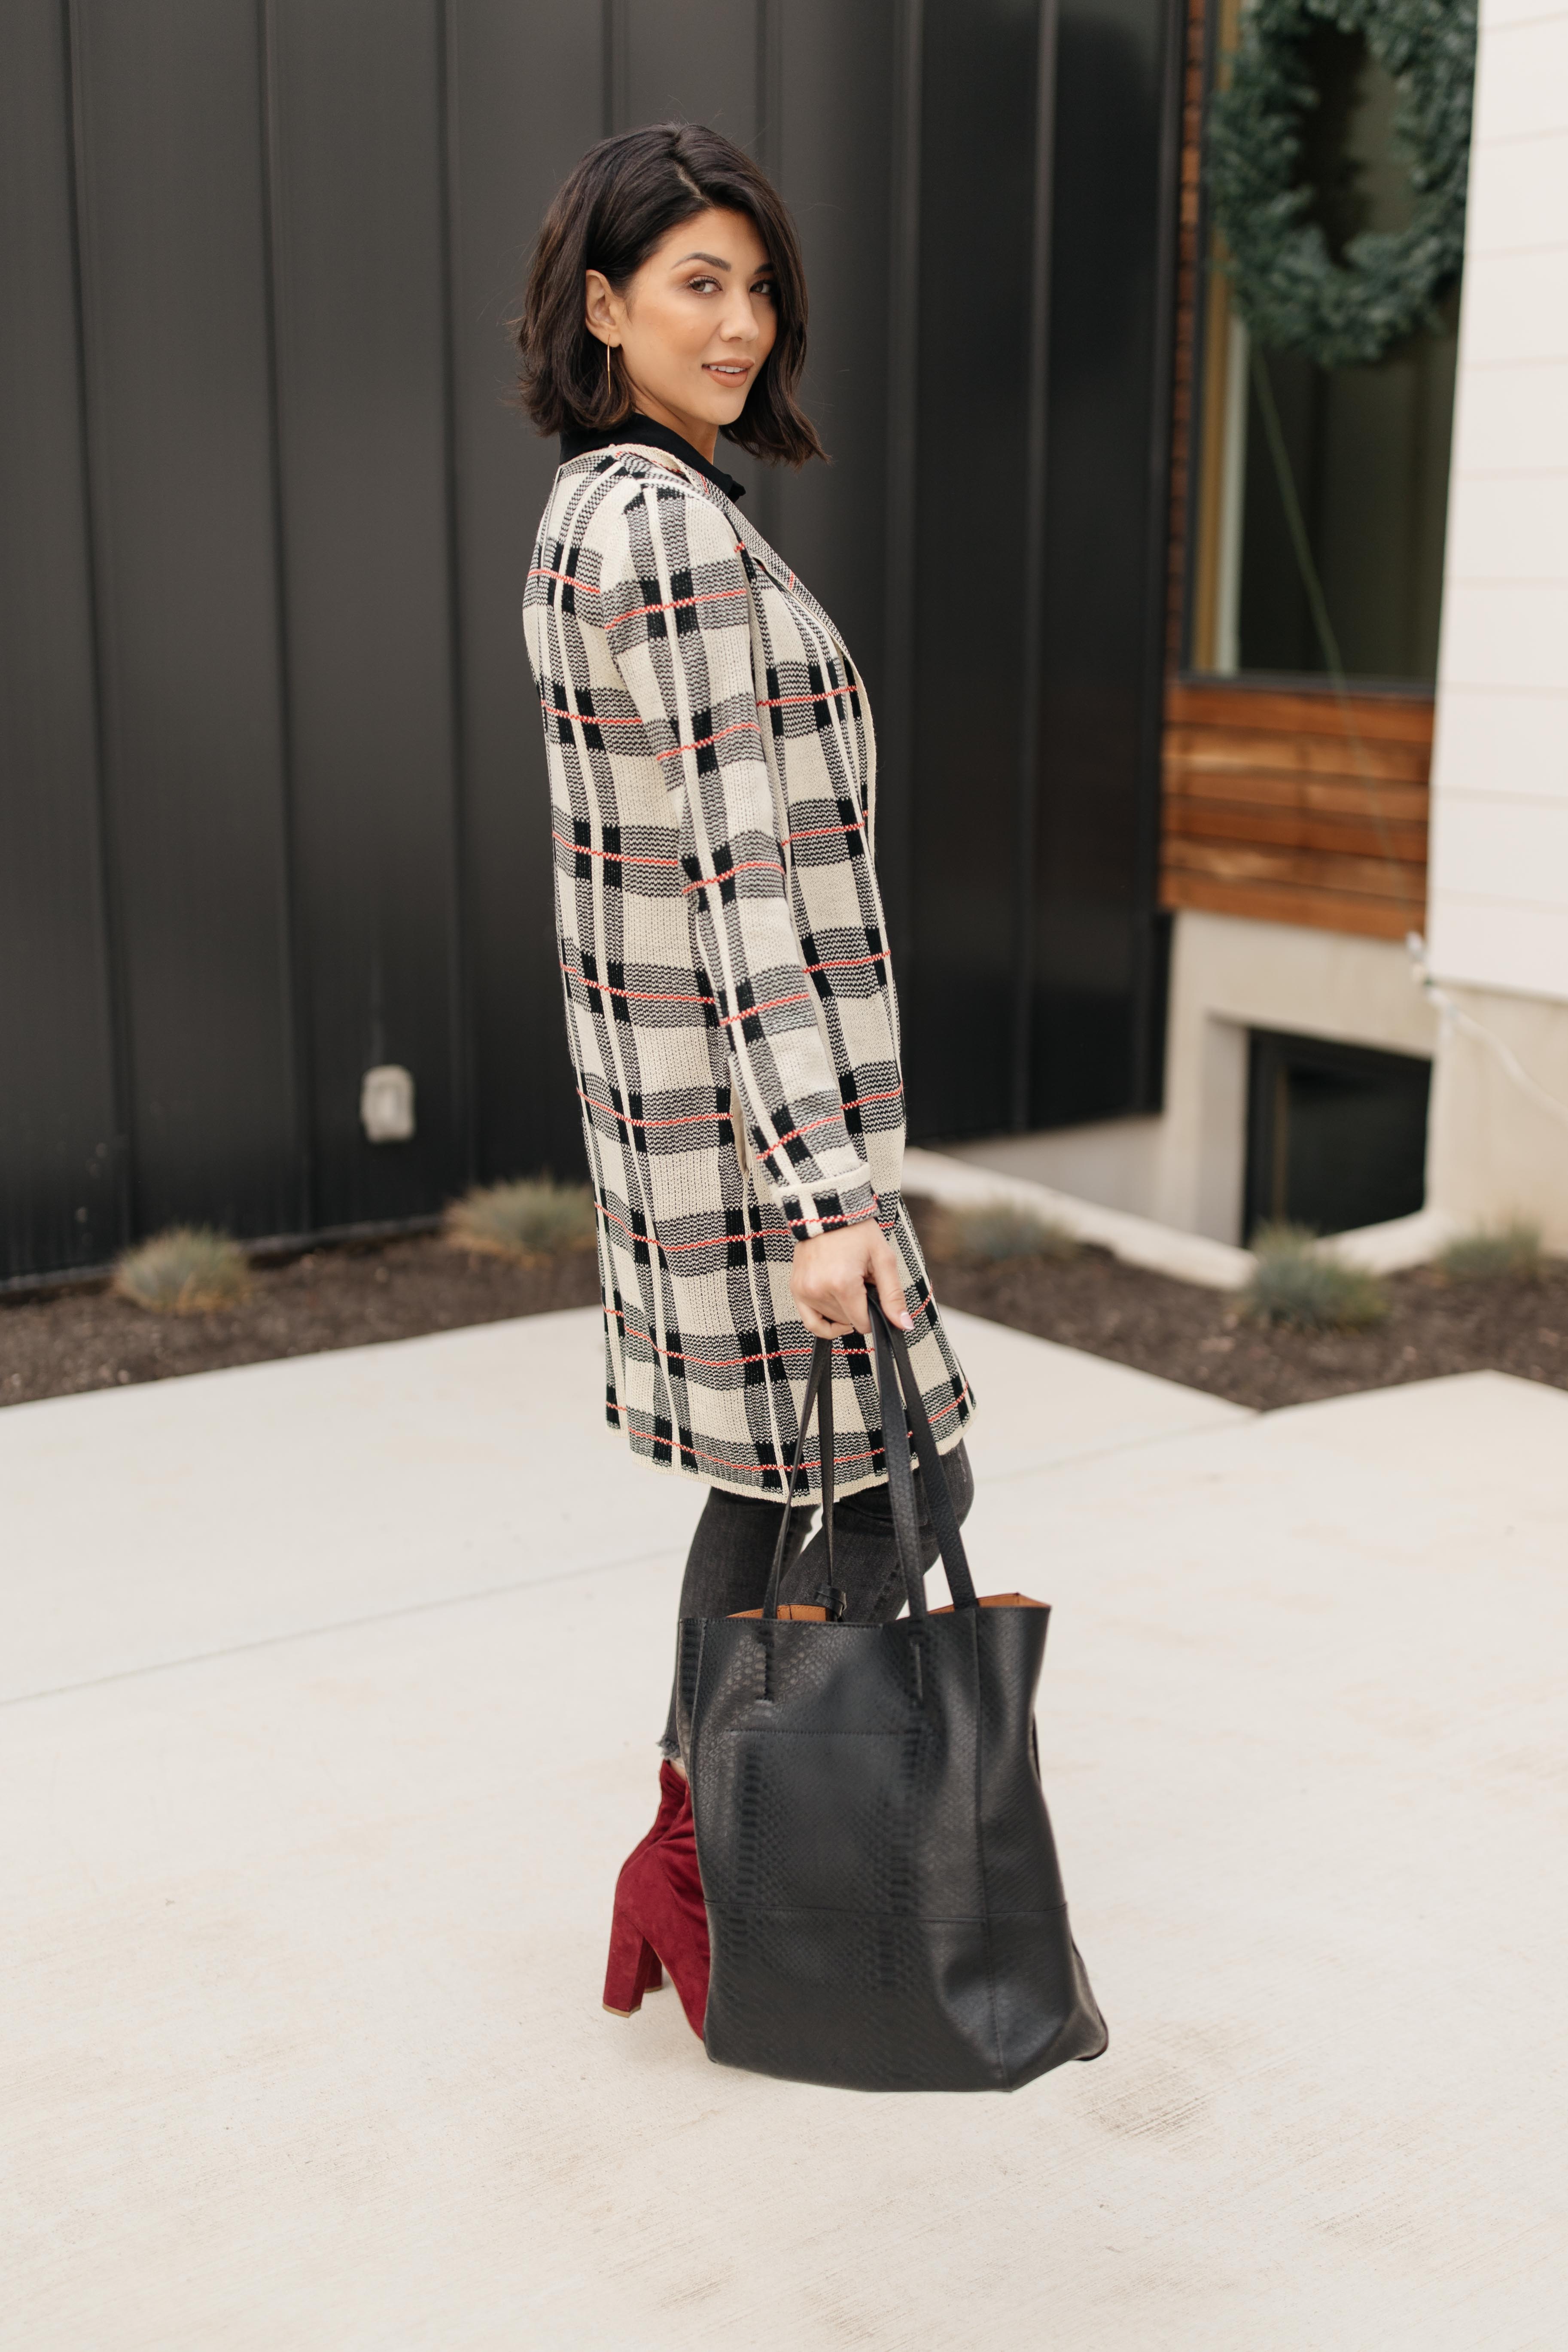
585;206;777;457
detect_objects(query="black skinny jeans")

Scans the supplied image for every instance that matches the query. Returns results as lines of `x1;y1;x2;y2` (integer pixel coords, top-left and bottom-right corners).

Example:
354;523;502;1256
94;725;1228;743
658;1439;974;1758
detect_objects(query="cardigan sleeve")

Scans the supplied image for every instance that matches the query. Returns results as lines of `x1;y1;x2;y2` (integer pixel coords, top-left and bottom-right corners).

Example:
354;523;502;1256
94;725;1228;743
597;482;880;1241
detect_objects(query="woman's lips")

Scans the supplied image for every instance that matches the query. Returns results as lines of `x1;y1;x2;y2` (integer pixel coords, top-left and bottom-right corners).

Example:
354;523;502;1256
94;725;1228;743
703;362;752;381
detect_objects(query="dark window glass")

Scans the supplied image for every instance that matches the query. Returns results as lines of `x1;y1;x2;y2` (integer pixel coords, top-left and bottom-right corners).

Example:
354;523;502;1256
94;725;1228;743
1245;1028;1431;1238
1195;24;1459;684
1236;327;1458;684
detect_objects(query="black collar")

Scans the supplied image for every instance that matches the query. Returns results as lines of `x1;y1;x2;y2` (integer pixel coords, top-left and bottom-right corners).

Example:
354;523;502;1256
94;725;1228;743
560;412;746;504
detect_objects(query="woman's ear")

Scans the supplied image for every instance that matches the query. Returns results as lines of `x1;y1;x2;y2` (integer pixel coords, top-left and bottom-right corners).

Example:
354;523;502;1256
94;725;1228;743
584;268;619;347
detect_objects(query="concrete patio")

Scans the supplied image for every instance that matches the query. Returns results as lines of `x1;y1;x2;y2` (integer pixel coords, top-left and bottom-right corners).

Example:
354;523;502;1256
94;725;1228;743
4;1305;1565;2349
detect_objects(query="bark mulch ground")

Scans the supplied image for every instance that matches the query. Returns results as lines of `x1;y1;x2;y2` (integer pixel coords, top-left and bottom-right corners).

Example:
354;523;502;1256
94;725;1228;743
902;1196;1568;1412
2;1205;1563;1414
0;1235;601;1411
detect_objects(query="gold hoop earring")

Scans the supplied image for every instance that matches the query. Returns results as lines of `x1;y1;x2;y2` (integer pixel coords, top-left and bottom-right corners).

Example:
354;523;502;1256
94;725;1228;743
605;342;613;398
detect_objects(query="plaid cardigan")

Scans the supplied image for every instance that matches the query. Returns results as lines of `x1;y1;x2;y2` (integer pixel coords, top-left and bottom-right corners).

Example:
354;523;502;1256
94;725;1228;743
524;440;974;1497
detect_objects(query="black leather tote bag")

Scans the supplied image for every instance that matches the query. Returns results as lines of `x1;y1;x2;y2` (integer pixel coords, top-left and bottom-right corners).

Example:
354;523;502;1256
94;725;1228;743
676;1298;1108;2093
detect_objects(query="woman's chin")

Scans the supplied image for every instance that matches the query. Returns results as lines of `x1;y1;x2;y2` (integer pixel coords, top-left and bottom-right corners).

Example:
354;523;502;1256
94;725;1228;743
695;378;754;425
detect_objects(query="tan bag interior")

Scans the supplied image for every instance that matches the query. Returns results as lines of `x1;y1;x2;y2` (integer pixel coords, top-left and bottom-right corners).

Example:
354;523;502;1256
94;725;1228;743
732;1594;1045;1620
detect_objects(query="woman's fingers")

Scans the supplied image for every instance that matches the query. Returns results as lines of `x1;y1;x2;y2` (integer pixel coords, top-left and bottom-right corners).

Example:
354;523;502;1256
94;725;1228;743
793;1274;859;1334
789;1223;916;1337
792;1255;870;1332
797;1303;855;1339
868;1234;916;1331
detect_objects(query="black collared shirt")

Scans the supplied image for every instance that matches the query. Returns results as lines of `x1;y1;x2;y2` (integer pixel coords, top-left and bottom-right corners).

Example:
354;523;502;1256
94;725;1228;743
559;411;746;504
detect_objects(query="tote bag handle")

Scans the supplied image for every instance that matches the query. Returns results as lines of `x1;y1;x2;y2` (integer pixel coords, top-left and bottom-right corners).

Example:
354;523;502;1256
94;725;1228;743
868;1295;978;1618
761;1297;977;1621
760;1333;836;1620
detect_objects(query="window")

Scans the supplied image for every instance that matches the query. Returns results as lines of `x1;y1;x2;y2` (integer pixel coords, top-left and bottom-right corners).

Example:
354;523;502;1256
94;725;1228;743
1188;10;1459;684
1245;1029;1432;1238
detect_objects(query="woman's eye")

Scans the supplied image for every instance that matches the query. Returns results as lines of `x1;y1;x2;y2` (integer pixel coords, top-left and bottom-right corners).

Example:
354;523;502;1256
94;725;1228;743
752;279;776;299
685;275;721;294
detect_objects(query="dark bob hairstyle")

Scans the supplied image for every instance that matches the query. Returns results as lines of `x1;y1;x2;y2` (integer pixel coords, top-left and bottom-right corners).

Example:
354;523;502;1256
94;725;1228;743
516;123;825;468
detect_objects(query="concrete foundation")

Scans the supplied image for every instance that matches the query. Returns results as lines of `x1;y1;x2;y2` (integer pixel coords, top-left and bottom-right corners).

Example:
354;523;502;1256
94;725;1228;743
950;911;1443;1247
942;1114;1164;1218
950;910;1568;1255
1426;978;1568;1251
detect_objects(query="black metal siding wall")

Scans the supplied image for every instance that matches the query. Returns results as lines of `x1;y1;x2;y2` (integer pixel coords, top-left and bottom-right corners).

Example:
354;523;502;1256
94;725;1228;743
447;2;607;1206
1032;0;1182;1129
0;1;121;1278
906;0;1047;1139
0;0;1178;1284
903;0;1181;1139
76;0;302;1246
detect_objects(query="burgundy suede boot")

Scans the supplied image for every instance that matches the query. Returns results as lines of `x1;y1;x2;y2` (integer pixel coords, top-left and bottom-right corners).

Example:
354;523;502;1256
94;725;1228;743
602;1767;710;2037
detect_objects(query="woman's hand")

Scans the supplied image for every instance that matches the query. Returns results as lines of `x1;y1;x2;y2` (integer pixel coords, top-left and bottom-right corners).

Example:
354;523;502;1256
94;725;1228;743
791;1222;915;1340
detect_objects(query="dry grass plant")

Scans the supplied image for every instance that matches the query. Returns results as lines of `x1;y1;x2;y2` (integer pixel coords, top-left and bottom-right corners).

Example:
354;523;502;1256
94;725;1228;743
1242;1223;1388;1332
113;1226;253;1315
1439;1220;1544;1284
926;1200;1078;1269
444;1177;597;1267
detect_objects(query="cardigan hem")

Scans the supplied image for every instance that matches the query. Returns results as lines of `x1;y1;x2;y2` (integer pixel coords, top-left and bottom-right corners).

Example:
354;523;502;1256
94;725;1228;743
603;1387;976;1504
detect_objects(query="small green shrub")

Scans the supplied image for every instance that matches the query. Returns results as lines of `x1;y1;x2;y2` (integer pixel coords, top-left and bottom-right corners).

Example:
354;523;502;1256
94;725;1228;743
113;1226;252;1315
1241;1223;1388;1332
932;1200;1078;1268
444;1177;597;1265
1439;1220;1544;1284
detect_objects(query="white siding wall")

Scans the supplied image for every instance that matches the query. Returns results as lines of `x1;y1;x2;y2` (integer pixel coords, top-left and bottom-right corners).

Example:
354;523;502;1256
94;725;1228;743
1428;0;1568;1002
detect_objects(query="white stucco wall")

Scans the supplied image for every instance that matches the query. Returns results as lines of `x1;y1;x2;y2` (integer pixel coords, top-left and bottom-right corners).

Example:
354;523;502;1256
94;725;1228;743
1427;0;1568;1003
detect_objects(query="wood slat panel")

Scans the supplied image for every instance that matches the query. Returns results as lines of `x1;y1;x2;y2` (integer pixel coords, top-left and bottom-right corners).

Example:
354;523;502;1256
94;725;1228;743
1169;768;1429;822
1165;726;1431;783
1166;679;1435;744
1163;835;1426;906
1161;871;1414;940
1165;800;1428;862
1160;677;1432;937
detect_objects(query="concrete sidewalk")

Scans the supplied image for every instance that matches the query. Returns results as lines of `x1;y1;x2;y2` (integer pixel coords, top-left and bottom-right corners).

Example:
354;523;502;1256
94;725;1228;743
4;1310;1565;2349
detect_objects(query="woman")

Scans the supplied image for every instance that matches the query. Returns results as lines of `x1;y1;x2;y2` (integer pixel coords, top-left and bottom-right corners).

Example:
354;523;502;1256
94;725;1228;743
518;124;976;2033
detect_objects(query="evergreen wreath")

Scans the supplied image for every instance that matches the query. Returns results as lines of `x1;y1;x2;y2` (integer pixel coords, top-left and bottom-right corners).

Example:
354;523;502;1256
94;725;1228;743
1206;0;1477;369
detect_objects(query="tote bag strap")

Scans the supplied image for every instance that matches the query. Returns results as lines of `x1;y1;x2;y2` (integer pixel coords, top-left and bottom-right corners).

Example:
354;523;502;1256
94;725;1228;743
761;1335;837;1621
868;1295;978;1616
761;1299;977;1621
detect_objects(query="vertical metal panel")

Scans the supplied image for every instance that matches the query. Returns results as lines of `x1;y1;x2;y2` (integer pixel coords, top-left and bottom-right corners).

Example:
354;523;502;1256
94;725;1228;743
446;0;605;1189
1028;0;1178;1126
768;0;897;723
265;0;464;1227
1011;0;1060;1129
70;0;299;1238
0;0;121;1278
613;0;761;141
904;0;1042;1140
877;0;926;977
